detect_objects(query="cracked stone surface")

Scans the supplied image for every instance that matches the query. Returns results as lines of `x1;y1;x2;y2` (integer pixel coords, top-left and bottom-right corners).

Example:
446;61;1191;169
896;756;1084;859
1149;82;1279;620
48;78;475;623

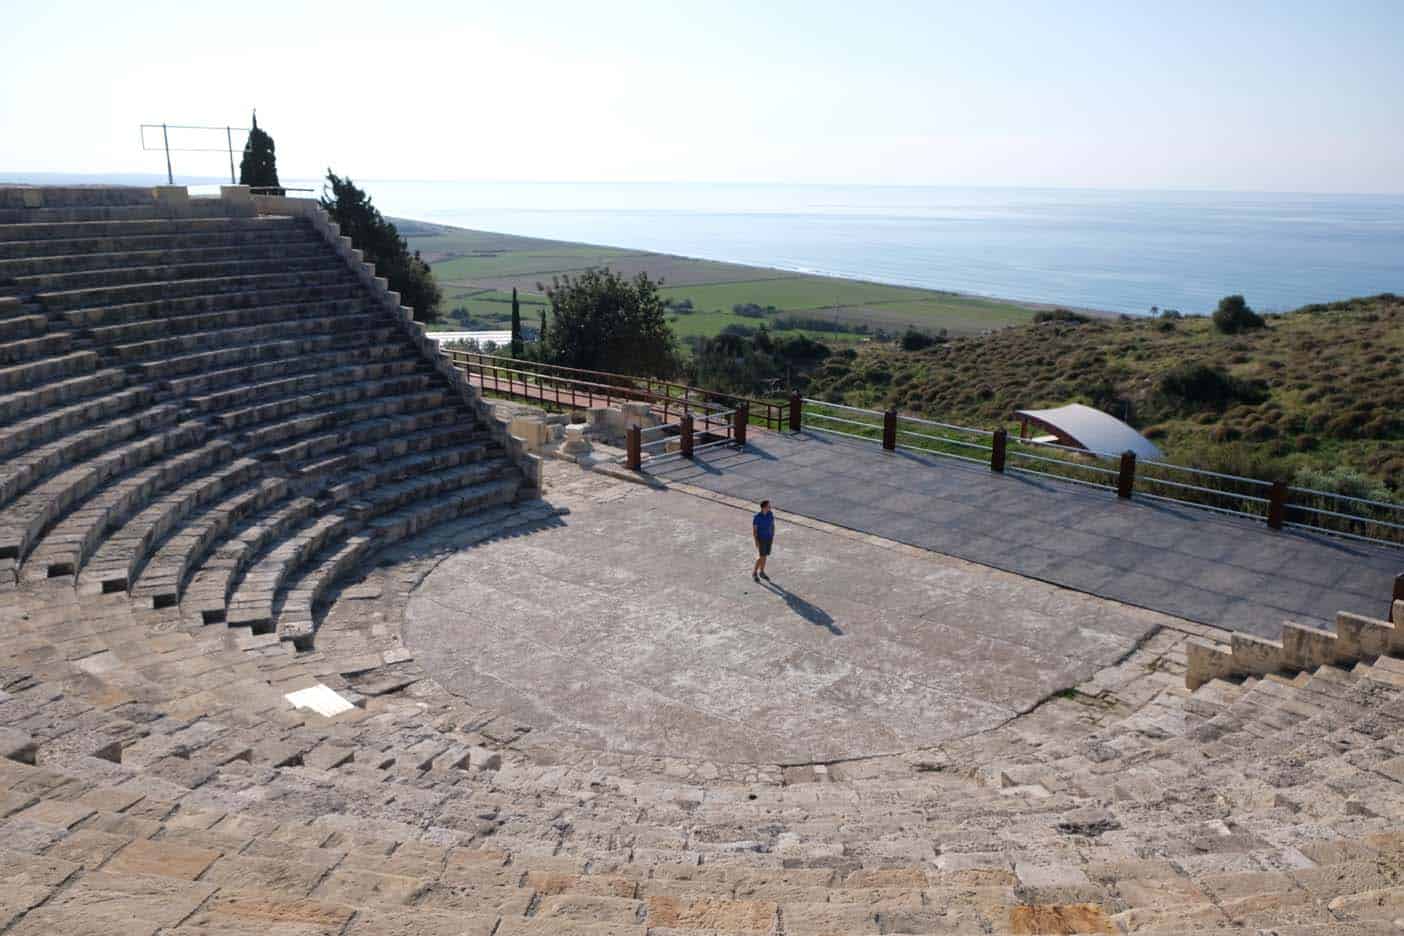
403;471;1179;764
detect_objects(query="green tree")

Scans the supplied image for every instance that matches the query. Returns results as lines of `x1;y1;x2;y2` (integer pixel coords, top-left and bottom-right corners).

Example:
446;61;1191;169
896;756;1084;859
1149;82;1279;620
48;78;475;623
538;308;547;346
510;288;523;357
1212;294;1265;334
541;269;677;376
238;111;281;194
320;170;442;324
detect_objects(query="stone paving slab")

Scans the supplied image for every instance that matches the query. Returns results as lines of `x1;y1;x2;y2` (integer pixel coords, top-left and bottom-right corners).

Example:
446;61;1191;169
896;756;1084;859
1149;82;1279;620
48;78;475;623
645;431;1401;639
404;486;1175;765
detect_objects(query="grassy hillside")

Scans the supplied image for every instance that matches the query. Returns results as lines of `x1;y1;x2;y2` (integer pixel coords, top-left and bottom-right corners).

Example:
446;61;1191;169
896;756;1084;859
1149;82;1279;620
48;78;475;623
806;295;1404;494
397;220;1038;341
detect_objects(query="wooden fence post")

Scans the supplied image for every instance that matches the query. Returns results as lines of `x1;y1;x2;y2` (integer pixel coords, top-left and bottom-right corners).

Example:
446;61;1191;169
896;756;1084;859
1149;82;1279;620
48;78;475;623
680;413;694;458
734;403;748;447
1267;479;1288;529
991;428;1007;473
626;425;641;471
1117;451;1136;499
789;392;802;432
882;410;897;451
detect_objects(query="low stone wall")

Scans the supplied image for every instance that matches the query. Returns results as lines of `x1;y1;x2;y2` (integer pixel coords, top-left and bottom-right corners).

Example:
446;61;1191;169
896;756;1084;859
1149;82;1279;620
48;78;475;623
1186;600;1404;689
249;191;541;494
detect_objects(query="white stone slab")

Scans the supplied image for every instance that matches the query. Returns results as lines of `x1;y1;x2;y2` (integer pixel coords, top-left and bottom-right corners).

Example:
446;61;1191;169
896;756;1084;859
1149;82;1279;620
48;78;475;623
285;684;356;718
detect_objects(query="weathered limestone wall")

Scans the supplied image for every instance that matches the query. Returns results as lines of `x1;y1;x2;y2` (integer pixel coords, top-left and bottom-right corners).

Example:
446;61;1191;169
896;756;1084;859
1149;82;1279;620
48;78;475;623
249;191;541;494
1186;601;1404;689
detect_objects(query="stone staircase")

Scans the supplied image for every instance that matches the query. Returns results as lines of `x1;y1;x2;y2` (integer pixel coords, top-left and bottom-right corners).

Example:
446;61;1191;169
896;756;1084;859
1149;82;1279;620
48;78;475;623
2;586;1404;934
0;185;531;649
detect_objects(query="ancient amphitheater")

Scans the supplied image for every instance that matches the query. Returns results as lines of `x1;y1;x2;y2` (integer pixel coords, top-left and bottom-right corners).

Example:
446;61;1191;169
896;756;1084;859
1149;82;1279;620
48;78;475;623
0;184;1402;935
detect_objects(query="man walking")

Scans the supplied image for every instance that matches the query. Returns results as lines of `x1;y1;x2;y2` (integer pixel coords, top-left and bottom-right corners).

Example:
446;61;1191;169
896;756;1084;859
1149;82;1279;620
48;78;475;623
752;499;774;582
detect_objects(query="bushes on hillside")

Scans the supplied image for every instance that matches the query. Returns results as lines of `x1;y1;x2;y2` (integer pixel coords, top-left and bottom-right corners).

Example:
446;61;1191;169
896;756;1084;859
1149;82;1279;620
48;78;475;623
1212;294;1265;334
1033;308;1091;324
900;328;943;351
321;171;442;323
1159;362;1268;411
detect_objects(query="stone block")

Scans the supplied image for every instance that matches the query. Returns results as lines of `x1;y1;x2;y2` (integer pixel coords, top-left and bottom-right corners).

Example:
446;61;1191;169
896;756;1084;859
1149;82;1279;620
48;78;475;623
1229;631;1286;676
152;185;188;205
1336;610;1397;658
0;728;36;764
1281;621;1340;670
105;838;221;880
220;185;252;203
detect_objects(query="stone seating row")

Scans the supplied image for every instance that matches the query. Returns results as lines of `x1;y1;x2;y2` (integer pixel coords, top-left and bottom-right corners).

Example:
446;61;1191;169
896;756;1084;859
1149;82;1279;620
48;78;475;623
0;235;324;278
0;216;308;259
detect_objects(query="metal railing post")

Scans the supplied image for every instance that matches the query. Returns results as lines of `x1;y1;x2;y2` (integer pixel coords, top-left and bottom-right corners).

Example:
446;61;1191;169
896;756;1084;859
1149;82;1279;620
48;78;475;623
1267;480;1288;529
734;403;748;447
789;392;802;432
626;425;641;471
162;123;173;185
1117;451;1136;499
991;428;1007;472
1393;573;1403;621
882;410;897;451
680;413;694;458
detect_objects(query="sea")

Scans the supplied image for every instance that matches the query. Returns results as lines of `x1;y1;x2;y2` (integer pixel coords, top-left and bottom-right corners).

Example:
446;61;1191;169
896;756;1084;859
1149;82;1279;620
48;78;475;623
10;174;1403;316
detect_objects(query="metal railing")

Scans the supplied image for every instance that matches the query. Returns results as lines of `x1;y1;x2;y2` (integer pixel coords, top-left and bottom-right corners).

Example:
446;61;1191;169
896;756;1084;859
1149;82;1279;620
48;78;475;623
798;398;1402;548
140;122;250;185
444;350;787;429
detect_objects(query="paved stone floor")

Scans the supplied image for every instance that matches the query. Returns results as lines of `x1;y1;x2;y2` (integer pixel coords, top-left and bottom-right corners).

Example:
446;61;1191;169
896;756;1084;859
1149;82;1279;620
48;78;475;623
404;477;1175;765
645;431;1401;639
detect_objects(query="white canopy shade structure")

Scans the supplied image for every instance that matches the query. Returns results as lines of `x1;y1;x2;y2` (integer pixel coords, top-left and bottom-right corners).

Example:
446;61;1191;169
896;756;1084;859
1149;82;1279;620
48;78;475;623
1014;403;1164;460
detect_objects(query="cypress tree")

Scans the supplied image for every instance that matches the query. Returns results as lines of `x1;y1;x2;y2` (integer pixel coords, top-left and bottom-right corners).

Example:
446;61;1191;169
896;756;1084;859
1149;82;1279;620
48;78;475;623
238;111;281;194
538;308;547;345
510;287;524;357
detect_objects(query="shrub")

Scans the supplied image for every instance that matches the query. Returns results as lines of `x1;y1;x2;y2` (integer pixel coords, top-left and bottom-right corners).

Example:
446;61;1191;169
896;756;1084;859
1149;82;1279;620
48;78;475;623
900;328;940;351
1159;362;1268;411
1212;294;1266;334
1033;308;1090;324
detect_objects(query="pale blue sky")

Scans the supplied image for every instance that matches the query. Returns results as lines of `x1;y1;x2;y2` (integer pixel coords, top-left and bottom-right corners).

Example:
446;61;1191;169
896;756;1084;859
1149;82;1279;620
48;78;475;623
3;0;1401;192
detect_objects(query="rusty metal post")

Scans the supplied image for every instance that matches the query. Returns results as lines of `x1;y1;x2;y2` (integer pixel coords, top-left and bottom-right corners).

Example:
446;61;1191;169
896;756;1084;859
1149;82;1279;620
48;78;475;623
680;413;694;458
789;391;802;432
626;425;641;471
1392;573;1404;620
1267;479;1288;529
734;403;748;447
1117;451;1136;499
991;428;1007;473
882;410;897;451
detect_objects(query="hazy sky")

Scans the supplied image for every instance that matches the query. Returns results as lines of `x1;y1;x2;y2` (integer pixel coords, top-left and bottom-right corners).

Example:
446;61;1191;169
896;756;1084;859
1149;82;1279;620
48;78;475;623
3;0;1401;192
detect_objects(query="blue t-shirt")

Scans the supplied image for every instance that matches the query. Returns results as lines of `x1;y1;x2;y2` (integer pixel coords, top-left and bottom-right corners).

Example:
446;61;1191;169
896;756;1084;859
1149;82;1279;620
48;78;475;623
753;511;774;541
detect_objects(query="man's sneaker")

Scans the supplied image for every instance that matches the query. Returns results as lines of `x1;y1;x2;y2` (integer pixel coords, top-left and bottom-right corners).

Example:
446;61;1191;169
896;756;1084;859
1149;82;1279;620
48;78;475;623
759;571;770;581
752;573;759;582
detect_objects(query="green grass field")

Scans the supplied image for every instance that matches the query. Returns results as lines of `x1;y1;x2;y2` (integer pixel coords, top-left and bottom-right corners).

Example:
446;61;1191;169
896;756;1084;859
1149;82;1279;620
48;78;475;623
400;219;1039;340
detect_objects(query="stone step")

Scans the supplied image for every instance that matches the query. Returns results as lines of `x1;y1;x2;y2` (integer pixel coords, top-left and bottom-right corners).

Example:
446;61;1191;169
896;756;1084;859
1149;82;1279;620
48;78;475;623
0;198;247;225
183;494;320;625
22;438;238;587
0;366;126;427
131;475;289;609
8;251;340;296
0;348;99;392
61;278;364;329
88;295;367;346
0;401;177;511
105;307;381;365
0;217;302;260
0;418;204;581
0;312;46;342
0;238;328;278
0;184;157;209
132;326;401;382
76;455;263;594
0;211;281;243
0;385;152;462
164;341;417;400
188;355;426;415
35;266;352;313
216;373;442;432
268;408;465;467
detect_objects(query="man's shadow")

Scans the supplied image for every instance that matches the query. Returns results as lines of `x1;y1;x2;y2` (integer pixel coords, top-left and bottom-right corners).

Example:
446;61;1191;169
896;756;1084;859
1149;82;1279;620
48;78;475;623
760;580;843;636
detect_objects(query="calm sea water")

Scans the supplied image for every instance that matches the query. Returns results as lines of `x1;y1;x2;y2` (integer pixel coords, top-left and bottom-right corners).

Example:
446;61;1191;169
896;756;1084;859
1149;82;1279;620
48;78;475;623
355;182;1403;316
11;174;1402;315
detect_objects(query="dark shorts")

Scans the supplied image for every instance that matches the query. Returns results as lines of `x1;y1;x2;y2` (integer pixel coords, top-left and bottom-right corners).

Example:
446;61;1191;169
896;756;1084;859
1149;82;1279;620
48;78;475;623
756;538;772;557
